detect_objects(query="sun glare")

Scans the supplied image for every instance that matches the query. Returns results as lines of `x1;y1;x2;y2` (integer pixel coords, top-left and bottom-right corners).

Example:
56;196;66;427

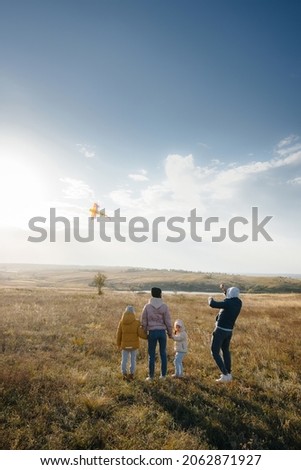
0;156;45;228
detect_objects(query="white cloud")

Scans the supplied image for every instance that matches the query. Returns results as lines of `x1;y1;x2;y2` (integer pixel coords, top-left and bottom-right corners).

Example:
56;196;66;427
276;134;299;149
106;135;301;219
211;158;222;165
6;136;300;273
128;169;149;182
197;141;210;149
275;135;301;158
60;177;95;200
288;176;301;185
76;144;96;158
205;136;301;199
109;189;141;209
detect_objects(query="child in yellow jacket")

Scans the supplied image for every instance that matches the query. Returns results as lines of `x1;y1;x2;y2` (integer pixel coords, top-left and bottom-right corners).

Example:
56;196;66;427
116;305;140;380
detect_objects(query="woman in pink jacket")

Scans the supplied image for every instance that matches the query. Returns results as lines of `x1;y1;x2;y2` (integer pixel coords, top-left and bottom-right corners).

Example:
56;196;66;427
141;287;173;381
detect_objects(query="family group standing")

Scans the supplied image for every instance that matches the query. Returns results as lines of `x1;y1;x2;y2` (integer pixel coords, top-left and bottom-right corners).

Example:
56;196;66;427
116;284;242;383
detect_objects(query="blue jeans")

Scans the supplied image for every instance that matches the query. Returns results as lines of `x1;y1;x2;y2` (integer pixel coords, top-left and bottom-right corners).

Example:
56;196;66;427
148;330;167;378
174;351;186;376
121;349;137;374
211;328;232;375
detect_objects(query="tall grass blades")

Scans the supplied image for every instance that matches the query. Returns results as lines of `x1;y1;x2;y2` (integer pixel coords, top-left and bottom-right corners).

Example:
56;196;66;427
0;289;300;449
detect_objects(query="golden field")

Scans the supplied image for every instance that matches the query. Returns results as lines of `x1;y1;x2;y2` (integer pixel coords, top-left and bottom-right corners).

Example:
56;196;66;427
0;286;301;450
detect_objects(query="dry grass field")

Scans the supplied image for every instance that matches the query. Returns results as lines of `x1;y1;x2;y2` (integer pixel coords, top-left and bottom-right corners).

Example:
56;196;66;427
1;287;301;450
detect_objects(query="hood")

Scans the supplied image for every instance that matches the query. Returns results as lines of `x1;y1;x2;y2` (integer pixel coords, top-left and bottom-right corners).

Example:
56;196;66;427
226;287;240;298
174;319;185;330
149;297;164;309
122;311;136;324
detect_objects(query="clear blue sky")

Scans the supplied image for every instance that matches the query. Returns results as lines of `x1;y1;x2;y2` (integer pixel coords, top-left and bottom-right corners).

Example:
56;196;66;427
0;0;300;273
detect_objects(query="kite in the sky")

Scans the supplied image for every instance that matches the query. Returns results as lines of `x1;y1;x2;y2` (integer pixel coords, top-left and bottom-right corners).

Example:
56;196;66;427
89;203;108;218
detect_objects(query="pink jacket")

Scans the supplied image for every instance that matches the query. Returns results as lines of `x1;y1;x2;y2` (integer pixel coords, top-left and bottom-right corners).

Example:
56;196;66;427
141;297;173;337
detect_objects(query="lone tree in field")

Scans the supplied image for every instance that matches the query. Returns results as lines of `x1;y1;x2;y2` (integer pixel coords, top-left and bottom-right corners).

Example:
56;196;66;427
92;272;107;295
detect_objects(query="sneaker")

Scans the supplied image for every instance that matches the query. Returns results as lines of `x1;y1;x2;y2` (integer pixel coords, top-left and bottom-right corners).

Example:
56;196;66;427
216;373;232;383
145;376;154;381
128;373;134;381
159;375;167;379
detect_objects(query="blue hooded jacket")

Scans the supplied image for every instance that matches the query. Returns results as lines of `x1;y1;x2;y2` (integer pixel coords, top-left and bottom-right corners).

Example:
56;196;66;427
208;287;242;330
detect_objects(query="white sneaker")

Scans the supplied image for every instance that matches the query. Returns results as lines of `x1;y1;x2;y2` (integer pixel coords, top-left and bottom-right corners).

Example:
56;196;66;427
216;373;232;383
145;376;154;381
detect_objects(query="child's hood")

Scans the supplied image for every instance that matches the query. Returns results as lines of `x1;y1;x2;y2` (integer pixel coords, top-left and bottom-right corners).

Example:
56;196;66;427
174;319;185;330
122;311;137;324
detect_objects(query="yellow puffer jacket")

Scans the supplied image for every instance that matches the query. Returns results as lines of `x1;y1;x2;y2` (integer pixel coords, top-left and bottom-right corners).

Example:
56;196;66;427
116;311;140;349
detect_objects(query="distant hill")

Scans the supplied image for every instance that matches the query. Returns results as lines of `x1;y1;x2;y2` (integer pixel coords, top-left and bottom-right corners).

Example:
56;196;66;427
0;264;301;293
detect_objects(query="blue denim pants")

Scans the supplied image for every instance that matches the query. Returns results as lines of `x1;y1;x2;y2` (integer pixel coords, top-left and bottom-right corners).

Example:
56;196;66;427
211;328;232;375
121;349;137;375
148;329;167;378
174;351;186;376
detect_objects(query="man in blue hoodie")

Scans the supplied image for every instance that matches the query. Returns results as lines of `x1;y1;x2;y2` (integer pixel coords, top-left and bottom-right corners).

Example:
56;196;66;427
208;285;242;383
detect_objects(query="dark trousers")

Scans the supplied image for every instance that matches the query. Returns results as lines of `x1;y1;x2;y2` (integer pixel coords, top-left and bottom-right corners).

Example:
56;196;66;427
211;328;232;375
148;329;167;378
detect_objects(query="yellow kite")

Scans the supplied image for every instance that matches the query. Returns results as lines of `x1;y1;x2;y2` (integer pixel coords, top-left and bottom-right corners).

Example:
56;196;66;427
89;203;108;218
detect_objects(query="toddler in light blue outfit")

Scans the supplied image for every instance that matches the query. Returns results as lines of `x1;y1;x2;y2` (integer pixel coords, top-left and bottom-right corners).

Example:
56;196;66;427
172;319;188;378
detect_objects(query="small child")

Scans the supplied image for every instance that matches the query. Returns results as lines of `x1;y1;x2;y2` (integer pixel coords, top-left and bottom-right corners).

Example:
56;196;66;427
116;305;140;380
172;319;188;378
